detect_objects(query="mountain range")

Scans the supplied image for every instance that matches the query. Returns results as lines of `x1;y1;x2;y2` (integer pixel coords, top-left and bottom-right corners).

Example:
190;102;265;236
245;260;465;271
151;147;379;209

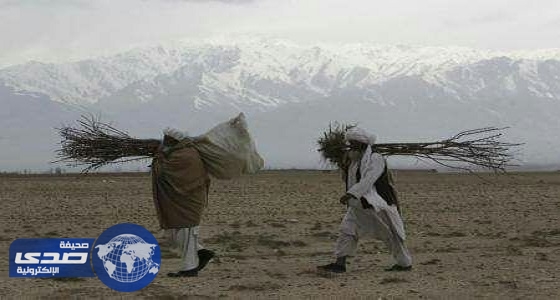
1;38;559;171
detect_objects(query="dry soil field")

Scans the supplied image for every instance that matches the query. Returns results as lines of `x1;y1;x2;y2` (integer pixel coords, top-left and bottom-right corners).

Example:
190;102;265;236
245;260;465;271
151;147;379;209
0;170;559;299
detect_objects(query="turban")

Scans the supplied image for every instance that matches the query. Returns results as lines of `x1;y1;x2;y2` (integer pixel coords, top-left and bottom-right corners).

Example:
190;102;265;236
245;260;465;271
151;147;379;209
163;127;188;141
345;127;377;145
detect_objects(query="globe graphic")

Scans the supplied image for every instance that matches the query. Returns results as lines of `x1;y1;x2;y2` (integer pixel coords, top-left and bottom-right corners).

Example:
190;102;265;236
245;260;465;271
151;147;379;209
95;234;159;283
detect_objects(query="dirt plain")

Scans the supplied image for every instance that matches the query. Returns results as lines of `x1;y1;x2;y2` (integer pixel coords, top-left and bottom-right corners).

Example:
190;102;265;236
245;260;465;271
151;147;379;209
0;170;559;299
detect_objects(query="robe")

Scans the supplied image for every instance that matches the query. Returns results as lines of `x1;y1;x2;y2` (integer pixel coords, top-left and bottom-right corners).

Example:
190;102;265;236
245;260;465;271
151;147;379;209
345;146;406;240
335;146;412;266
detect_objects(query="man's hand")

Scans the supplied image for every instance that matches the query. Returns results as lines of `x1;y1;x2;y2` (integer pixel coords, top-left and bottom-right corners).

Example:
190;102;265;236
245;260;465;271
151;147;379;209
339;194;355;205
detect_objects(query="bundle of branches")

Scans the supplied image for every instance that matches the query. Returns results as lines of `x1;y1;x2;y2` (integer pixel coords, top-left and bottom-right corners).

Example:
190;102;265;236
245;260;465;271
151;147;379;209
318;122;523;172
56;115;161;172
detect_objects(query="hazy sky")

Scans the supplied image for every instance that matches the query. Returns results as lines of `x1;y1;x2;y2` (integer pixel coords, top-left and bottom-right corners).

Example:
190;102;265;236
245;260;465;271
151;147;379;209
1;0;559;67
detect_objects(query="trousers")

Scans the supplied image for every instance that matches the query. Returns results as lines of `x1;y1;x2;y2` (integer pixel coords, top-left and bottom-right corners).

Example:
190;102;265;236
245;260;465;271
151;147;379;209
168;226;204;271
334;199;412;267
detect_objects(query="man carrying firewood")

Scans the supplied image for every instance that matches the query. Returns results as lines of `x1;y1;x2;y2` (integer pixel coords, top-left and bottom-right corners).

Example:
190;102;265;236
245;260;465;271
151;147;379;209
317;127;413;274
151;128;215;277
150;114;263;277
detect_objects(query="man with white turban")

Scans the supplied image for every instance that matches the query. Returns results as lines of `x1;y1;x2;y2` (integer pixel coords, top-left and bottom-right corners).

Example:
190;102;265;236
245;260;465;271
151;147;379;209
317;127;413;274
153;114;264;277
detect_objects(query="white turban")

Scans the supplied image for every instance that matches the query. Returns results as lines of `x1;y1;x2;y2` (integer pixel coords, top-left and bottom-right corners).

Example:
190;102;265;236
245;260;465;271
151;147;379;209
163;127;188;141
345;127;377;145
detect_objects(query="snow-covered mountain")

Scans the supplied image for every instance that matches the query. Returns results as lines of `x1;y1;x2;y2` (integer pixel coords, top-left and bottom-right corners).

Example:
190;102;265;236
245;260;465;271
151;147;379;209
1;38;560;171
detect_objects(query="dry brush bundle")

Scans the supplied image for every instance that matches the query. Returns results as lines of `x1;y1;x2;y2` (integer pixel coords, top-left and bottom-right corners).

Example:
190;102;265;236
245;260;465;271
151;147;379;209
55;115;161;172
318;122;523;172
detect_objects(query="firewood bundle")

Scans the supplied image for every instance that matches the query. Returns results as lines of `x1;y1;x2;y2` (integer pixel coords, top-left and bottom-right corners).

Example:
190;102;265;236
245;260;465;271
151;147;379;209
317;123;522;172
55;115;161;172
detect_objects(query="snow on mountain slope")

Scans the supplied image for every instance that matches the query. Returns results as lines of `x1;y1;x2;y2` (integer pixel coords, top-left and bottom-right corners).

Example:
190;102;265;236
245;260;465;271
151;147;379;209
2;38;560;108
0;44;196;105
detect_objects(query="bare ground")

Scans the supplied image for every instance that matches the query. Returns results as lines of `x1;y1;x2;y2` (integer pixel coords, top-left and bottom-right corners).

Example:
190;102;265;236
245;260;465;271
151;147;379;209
0;170;559;299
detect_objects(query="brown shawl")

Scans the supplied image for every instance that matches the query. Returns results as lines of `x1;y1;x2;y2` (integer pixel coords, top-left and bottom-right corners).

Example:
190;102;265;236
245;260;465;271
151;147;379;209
151;141;210;229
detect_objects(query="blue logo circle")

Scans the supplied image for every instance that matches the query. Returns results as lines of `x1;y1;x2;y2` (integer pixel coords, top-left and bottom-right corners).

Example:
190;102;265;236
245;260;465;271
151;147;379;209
92;223;161;292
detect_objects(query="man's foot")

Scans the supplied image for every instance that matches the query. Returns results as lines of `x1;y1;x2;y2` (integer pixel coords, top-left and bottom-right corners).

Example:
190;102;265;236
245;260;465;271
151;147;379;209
167;269;198;277
317;263;346;274
197;249;215;271
384;264;412;272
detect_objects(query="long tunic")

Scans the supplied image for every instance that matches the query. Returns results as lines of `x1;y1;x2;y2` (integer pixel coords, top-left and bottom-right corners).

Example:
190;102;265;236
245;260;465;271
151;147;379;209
344;146;406;240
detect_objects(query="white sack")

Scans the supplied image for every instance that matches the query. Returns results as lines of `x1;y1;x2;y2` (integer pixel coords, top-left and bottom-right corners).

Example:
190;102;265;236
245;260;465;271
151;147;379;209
192;113;264;179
